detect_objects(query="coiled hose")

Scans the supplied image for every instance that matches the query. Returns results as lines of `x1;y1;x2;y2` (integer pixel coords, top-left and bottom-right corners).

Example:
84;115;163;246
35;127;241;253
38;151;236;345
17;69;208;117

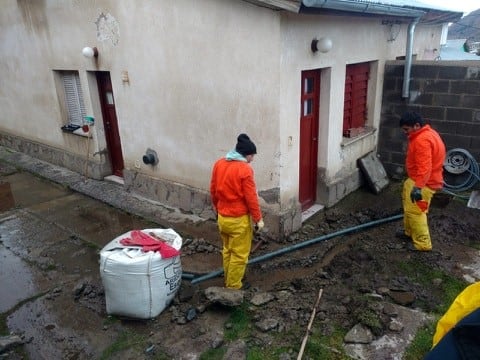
443;148;480;195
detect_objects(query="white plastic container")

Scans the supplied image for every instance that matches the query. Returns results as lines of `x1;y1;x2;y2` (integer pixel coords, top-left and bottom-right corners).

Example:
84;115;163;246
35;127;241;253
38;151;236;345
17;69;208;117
100;228;182;319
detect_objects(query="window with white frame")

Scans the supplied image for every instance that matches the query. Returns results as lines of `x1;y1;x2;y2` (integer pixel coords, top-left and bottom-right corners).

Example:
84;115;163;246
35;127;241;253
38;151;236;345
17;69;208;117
59;71;86;126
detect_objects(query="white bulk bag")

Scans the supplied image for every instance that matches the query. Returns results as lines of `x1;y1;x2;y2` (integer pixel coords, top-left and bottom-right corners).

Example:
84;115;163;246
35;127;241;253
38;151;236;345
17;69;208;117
100;228;182;319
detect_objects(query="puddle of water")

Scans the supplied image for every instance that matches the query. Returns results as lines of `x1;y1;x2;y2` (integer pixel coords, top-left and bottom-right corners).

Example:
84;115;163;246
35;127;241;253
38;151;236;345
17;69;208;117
1;213;72;265
0;245;36;312
27;193;155;247
4;173;71;208
0;181;15;211
7;297;97;359
0;170;201;358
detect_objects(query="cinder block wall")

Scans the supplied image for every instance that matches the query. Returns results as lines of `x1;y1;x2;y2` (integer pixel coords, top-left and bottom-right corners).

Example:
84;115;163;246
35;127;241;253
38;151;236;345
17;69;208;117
378;61;480;180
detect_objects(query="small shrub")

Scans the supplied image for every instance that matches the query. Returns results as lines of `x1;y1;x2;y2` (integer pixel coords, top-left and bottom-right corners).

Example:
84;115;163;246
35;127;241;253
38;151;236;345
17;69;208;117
224;303;251;341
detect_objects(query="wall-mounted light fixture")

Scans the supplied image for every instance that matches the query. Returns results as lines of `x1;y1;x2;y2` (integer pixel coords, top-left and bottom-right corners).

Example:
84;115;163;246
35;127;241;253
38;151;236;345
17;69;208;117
82;46;98;58
311;37;333;53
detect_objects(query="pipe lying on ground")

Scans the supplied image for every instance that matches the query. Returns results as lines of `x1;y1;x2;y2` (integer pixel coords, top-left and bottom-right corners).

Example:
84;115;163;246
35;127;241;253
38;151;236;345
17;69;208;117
190;213;403;285
181;273;196;280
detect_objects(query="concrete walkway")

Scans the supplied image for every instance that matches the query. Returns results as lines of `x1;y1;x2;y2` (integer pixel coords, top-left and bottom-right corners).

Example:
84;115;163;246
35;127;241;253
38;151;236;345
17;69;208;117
0;145;216;238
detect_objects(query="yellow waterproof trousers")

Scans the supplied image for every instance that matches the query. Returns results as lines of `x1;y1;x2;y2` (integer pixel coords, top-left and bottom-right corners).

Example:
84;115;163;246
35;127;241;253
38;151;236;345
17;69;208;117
217;214;252;289
402;178;436;251
432;282;480;347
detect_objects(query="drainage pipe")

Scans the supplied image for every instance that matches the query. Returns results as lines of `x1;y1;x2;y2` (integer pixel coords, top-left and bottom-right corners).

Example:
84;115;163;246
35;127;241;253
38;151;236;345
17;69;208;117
402;17;420;98
182;272;196;280
190;213;403;285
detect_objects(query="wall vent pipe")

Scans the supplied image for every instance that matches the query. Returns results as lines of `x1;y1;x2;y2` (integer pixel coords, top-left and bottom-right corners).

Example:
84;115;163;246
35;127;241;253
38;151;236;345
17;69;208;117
142;148;159;166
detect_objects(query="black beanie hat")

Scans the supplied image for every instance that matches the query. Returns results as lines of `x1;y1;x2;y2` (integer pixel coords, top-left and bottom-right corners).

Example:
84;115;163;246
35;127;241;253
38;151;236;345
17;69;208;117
235;133;257;157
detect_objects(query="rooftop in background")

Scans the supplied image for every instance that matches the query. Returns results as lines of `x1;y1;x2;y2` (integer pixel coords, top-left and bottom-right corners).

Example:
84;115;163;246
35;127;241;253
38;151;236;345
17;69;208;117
440;39;480;60
448;8;480;42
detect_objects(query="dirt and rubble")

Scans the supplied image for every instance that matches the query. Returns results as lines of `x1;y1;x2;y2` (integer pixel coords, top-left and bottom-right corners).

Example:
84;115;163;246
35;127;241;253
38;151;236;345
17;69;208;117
1;153;480;359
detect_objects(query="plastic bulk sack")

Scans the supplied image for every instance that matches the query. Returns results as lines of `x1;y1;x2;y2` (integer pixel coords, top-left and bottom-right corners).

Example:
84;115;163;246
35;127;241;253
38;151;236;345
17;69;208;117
100;228;182;319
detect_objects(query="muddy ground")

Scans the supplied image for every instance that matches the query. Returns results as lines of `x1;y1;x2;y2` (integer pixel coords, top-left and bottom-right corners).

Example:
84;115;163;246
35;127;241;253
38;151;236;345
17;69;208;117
1;162;480;359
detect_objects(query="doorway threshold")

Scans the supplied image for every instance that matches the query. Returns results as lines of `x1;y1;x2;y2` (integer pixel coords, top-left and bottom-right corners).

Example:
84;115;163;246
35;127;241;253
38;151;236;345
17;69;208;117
104;175;124;185
302;204;324;222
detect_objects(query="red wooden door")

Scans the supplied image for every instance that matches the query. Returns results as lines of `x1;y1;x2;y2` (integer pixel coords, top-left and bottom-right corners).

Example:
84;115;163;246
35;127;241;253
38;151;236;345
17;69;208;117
96;72;124;177
299;70;320;211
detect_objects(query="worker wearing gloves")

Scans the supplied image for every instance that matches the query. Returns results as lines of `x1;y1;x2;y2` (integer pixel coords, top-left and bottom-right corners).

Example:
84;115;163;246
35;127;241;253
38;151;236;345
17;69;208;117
210;133;264;289
398;112;446;251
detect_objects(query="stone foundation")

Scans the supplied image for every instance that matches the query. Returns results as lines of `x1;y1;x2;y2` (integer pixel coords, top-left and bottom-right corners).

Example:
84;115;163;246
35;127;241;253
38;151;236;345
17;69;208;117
0;131;302;240
0;132;110;180
317;168;364;208
123;169;302;240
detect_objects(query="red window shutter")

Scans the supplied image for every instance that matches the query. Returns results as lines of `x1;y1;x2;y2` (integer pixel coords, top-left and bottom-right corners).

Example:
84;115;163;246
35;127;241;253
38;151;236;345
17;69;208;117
343;63;369;137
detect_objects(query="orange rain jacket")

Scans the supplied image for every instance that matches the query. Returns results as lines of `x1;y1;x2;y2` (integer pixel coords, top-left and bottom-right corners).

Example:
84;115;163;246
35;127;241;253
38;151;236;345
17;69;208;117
406;124;446;190
210;158;262;223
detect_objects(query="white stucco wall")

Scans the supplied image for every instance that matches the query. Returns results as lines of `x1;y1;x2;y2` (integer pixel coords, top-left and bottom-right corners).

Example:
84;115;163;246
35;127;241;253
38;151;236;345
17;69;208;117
0;0;282;191
106;0;282;192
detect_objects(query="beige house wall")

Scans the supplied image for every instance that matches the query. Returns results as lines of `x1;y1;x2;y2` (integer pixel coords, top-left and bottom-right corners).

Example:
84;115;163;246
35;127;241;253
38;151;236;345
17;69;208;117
0;0;281;187
0;0;448;238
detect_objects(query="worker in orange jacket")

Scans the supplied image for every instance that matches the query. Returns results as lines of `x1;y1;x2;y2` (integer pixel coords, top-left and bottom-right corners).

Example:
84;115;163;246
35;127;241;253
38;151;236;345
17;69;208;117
398;112;446;251
210;133;264;289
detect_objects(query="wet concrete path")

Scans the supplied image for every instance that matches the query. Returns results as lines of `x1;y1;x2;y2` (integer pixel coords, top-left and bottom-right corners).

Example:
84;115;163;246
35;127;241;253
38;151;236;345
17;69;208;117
0;168;158;358
0;146;225;359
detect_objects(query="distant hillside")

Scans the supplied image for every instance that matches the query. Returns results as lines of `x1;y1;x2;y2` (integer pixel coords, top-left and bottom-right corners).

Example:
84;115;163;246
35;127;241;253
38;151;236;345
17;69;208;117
448;8;480;41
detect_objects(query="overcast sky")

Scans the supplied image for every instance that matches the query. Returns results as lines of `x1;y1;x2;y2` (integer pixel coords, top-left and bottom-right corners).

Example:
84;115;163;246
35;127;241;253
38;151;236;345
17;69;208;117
418;0;479;15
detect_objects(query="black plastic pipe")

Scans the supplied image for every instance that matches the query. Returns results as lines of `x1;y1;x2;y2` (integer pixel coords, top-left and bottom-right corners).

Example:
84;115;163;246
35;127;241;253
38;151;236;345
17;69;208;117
190;213;403;285
181;272;196;280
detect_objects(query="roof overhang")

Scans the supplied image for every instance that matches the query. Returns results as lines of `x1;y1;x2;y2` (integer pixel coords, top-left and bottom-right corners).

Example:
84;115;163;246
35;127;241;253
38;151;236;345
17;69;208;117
241;0;302;12
243;0;463;24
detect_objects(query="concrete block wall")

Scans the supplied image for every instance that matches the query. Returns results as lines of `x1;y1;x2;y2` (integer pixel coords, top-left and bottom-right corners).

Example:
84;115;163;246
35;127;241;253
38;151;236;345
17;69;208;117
378;61;480;180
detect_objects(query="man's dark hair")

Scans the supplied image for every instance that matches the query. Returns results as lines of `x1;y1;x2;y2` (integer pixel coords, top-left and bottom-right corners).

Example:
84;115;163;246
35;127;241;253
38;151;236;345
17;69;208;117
399;112;425;127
